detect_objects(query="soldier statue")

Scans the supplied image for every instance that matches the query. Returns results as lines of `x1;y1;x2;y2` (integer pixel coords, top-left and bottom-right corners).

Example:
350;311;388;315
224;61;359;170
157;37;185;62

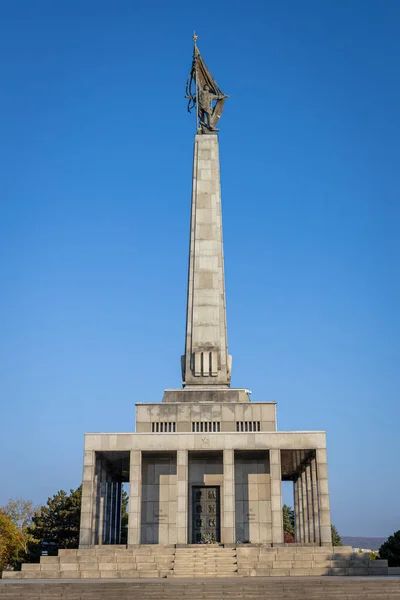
198;84;227;131
186;34;229;134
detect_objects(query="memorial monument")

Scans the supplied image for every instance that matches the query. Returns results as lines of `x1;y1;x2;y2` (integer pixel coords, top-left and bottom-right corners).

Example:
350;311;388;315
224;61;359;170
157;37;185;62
77;35;332;549
6;34;391;582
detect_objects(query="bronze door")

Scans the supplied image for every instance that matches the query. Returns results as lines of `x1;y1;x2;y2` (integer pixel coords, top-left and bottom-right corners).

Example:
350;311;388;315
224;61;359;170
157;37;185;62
192;486;220;543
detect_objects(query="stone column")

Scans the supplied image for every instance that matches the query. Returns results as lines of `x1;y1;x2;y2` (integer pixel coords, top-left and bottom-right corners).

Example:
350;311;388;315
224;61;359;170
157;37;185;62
115;482;122;544
293;477;300;542
311;456;320;544
292;453;300;542
128;450;142;545
301;469;309;543
104;476;112;544
109;481;121;545
176;450;188;544
223;449;235;543
97;464;107;545
270;449;283;545
90;455;100;545
306;462;315;543
297;469;304;543
79;450;96;548
111;482;117;544
316;448;331;546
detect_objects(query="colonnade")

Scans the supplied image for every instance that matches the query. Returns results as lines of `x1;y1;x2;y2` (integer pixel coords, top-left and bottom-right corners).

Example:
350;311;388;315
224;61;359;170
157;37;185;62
293;449;331;546
91;454;123;545
79;447;330;547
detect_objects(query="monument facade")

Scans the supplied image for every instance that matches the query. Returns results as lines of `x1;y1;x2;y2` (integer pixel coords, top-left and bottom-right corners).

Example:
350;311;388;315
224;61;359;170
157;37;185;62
78;37;332;549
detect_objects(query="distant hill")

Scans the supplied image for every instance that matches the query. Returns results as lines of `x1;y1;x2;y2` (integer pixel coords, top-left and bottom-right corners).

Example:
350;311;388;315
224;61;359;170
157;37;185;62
342;536;386;551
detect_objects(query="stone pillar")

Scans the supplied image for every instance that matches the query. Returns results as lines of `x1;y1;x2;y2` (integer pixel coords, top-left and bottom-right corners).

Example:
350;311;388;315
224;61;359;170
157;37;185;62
311;456;320;544
176;450;188;544
297;470;304;543
90;455;100;545
293;477;300;542
104;476;112;544
115;482;122;544
128;450;142;545
79;450;96;548
97;465;107;545
109;481;121;544
316;448;331;546
292;453;300;542
223;449;235;543
306;463;314;543
301;469;309;543
270;449;283;545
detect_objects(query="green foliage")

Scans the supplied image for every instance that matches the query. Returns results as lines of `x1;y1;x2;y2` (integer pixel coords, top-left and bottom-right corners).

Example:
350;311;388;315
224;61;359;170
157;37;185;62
379;530;400;567
369;551;379;560
331;524;343;546
282;504;295;535
1;499;36;560
120;489;129;544
0;510;27;574
27;487;82;555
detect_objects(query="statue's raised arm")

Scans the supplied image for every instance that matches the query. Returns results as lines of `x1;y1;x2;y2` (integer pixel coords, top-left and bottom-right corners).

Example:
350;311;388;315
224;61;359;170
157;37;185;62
185;34;229;134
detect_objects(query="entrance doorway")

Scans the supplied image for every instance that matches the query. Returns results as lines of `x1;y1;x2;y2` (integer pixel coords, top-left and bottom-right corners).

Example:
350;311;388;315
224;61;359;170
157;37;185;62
192;486;221;543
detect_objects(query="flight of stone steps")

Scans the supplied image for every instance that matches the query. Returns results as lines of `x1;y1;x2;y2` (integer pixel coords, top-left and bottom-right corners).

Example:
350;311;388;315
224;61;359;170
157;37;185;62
2;546;175;579
1;580;400;600
1;544;389;580
171;546;238;577
236;545;389;576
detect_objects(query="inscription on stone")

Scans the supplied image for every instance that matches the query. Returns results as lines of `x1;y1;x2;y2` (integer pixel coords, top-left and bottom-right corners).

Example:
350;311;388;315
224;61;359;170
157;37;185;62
247;508;256;522
154;509;168;522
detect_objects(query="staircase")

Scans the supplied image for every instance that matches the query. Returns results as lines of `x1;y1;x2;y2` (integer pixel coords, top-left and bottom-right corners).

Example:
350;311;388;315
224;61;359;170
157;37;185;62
2;544;389;580
236;545;389;576
171;546;237;577
1;579;400;599
2;546;175;579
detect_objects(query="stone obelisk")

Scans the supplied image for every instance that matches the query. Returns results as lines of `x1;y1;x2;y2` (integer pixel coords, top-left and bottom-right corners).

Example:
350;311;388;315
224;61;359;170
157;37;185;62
181;134;231;387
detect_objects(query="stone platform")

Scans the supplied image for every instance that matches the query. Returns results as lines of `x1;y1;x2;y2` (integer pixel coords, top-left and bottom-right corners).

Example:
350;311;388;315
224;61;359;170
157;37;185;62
2;545;389;580
1;578;400;600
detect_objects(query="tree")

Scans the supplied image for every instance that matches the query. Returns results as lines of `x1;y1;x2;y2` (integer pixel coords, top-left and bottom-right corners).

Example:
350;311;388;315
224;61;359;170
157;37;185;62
379;530;400;567
2;499;35;532
27;487;81;552
331;524;343;546
0;510;27;573
2;499;35;557
282;504;295;535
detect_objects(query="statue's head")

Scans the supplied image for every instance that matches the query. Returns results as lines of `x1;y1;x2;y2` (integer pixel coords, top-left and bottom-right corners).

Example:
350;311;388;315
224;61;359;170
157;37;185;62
203;85;210;91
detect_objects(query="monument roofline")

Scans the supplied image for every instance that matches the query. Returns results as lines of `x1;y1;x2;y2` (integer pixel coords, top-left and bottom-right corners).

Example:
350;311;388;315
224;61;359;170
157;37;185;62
135;401;278;406
84;431;327;436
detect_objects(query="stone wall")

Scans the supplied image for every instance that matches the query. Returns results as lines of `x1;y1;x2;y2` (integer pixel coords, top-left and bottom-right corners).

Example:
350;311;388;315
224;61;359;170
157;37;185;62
140;452;177;545
135;402;276;433
234;451;272;544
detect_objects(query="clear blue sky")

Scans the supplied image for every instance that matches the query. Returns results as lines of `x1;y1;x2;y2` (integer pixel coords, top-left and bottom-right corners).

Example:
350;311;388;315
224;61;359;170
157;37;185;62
0;0;399;538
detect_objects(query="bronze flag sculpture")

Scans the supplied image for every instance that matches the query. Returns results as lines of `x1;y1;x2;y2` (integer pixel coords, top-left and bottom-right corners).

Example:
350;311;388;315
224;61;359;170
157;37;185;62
186;33;228;134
